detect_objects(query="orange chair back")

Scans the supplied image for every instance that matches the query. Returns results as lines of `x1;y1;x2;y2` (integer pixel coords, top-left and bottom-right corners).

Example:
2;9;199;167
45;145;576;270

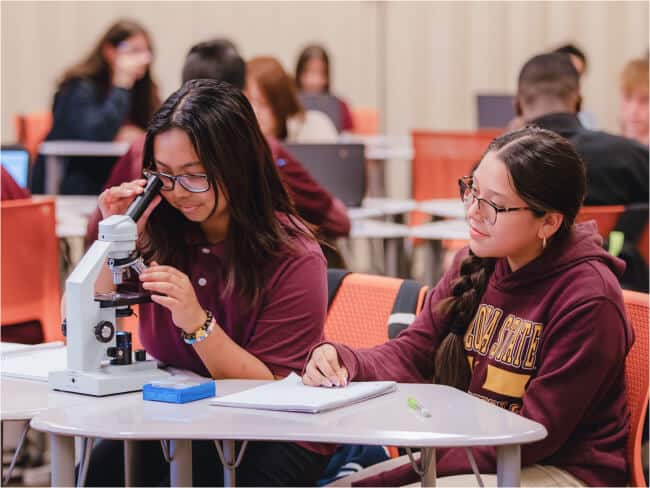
12;112;53;163
622;290;649;487
351;107;379;135
576;205;626;239
410;130;495;232
1;198;62;342
325;273;427;349
411;130;495;201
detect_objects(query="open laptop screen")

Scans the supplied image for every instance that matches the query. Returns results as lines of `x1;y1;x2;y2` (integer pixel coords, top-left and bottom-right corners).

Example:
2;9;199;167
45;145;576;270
0;146;30;188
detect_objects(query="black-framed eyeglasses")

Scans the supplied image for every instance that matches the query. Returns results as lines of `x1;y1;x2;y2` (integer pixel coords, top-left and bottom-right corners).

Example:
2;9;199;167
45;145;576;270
458;176;531;226
143;170;210;193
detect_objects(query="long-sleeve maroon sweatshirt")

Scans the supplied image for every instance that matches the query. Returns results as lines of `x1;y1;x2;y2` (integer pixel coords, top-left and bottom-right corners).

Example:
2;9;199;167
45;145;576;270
330;222;633;486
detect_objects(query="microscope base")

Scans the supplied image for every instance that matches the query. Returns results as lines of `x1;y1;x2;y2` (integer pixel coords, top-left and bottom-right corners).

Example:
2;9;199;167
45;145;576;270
49;360;170;396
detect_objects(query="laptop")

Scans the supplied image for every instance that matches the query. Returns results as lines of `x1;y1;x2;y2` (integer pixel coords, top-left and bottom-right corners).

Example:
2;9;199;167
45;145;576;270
298;93;343;132
282;143;365;208
1;145;30;188
476;94;516;129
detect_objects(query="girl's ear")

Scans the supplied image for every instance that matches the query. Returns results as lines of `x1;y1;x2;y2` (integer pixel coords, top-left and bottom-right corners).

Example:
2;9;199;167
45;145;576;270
538;211;564;241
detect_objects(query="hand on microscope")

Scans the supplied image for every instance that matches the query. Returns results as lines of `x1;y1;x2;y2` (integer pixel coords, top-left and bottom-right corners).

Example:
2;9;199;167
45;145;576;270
98;178;162;234
139;261;207;335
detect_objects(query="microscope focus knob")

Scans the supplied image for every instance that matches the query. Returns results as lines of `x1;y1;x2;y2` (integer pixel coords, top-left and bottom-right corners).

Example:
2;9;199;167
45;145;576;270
94;321;115;343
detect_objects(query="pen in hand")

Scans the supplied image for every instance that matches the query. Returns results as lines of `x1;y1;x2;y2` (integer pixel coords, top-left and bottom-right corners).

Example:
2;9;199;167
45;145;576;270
407;397;431;417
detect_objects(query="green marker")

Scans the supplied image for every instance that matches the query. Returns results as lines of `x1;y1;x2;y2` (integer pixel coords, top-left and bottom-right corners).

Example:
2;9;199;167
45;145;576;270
407;397;431;417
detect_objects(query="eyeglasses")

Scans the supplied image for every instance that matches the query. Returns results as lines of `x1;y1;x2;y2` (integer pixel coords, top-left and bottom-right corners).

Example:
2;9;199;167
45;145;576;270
143;170;210;193
458;176;531;226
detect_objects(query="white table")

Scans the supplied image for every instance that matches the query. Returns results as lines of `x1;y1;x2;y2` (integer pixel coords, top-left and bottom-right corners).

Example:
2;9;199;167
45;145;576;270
340;134;414;161
0;377;109;485
411;220;470;286
39;141;129;195
349;219;411;276
417;199;465;220
31;380;546;487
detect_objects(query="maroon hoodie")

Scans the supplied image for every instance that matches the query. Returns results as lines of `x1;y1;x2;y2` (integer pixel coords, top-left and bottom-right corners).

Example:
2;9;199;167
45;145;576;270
330;222;633;486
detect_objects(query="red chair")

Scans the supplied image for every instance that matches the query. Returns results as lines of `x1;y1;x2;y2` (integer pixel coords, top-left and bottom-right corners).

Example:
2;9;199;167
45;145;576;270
1;198;62;342
351;108;379;136
576;205;626;238
622;290;649;486
410;131;495;251
12;112;53;164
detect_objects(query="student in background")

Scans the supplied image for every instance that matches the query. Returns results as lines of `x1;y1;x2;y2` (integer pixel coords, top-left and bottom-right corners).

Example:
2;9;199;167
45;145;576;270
304;127;632;487
84;39;350;266
295;44;354;132
31;19;160;195
246;56;338;143
84;80;330;486
619;57;649;146
515;52;648;205
553;43;598;129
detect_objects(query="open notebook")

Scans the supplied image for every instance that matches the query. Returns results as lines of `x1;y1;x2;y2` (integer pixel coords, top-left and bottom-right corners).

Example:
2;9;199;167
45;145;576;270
210;372;397;414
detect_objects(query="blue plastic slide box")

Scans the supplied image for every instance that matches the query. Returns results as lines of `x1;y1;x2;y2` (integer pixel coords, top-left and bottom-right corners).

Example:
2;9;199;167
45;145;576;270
143;377;216;404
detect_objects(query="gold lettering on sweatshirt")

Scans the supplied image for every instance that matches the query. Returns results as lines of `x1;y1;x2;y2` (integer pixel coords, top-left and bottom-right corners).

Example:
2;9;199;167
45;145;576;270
465;306;544;370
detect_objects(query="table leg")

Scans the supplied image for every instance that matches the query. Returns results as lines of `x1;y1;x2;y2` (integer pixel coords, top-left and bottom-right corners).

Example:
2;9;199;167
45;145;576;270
496;444;521;487
169;440;192;487
50;433;75;487
123;439;138;487
2;420;29;485
384;238;399;277
222;440;236;487
420;447;436;487
45;155;62;195
423;241;435;286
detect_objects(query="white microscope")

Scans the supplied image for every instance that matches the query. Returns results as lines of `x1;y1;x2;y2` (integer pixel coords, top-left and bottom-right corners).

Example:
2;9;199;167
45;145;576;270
49;175;170;396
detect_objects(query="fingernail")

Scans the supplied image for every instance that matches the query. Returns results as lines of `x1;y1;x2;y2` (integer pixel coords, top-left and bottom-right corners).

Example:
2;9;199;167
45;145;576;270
322;379;332;387
330;377;340;387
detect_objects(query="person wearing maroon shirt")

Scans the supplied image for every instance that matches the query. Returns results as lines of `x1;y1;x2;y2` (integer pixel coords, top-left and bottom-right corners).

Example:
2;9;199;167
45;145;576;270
304;127;633;486
1;165;31;200
84;39;350;266
83;80;331;485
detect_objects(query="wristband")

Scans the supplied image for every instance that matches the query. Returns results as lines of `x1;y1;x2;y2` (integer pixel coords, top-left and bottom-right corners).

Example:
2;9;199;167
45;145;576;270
181;310;215;345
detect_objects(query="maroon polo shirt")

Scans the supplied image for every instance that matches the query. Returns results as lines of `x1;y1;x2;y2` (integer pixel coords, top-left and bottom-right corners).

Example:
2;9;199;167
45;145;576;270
137;228;328;379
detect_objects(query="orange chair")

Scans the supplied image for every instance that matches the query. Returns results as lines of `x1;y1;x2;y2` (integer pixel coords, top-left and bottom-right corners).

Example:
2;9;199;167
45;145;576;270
576;205;626;238
622;290;649;487
1;198;62;342
326;271;427;459
325;272;427;348
351;108;379;135
577;205;649;265
12;112;53;164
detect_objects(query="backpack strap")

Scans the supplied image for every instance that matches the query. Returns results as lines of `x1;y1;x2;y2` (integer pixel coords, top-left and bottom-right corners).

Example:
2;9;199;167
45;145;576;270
327;269;352;309
388;279;422;338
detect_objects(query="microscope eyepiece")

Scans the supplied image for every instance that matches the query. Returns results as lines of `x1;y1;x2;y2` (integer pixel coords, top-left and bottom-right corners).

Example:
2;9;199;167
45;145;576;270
125;174;163;222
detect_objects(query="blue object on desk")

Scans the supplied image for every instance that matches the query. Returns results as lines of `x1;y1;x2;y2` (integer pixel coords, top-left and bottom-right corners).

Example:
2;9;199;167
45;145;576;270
143;378;216;404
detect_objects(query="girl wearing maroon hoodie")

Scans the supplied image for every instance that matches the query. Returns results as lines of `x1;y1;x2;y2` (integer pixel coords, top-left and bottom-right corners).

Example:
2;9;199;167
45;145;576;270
304;127;633;486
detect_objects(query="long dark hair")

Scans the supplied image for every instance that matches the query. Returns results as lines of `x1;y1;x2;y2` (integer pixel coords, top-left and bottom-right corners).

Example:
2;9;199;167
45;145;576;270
58;19;160;129
295;44;330;92
141;79;315;307
434;126;586;390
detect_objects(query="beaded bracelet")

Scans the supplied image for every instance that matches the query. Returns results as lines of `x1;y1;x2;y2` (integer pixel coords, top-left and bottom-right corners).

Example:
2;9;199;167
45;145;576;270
181;310;215;345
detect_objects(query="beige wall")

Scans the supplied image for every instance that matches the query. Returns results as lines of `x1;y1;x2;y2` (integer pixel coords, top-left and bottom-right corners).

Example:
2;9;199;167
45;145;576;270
2;1;647;193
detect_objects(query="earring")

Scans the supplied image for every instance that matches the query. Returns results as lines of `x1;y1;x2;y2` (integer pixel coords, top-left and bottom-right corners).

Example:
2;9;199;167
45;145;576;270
542;236;547;249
